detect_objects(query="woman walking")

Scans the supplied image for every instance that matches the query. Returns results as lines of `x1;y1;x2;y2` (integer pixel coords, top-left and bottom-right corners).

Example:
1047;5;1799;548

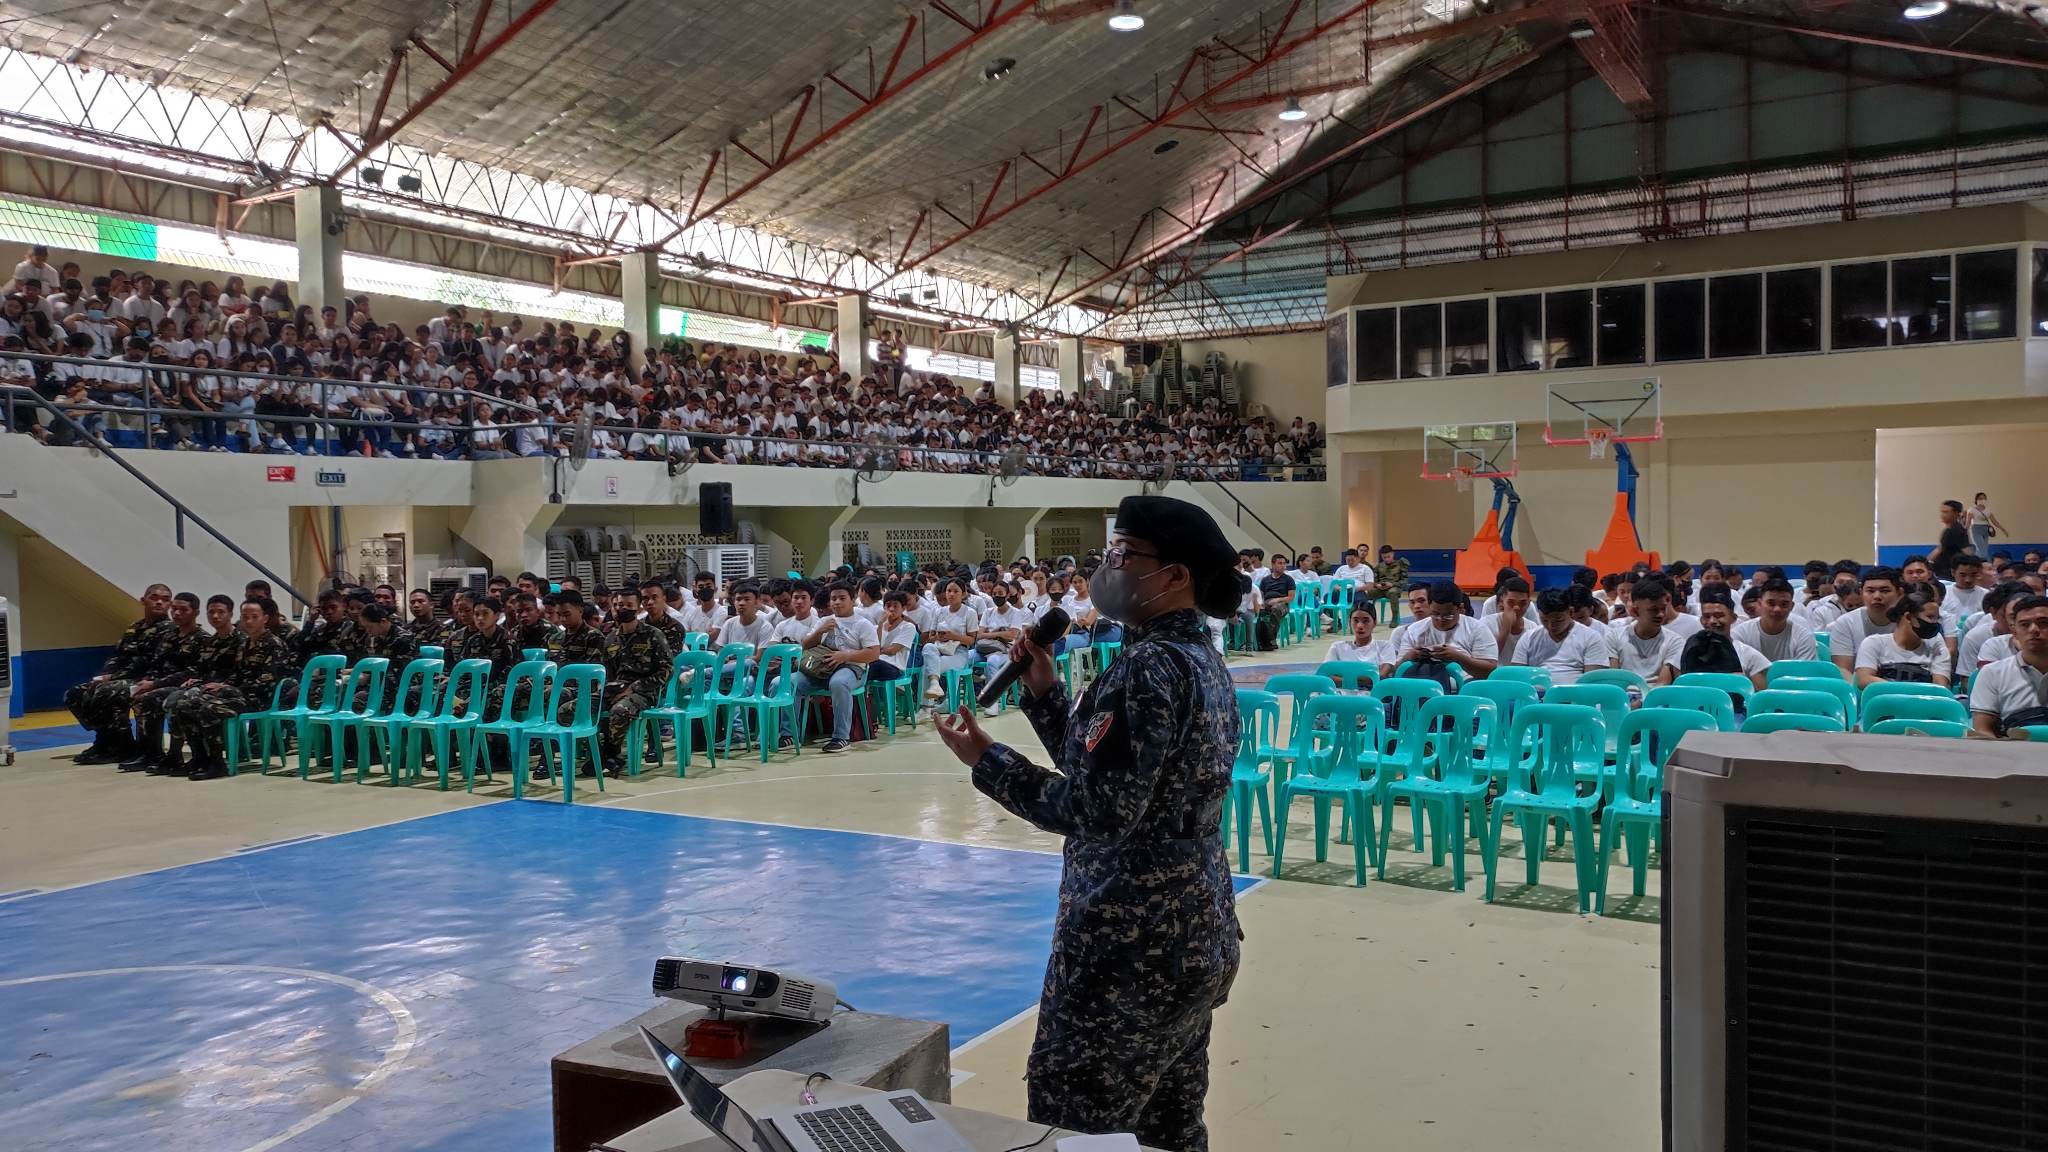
1968;492;2008;558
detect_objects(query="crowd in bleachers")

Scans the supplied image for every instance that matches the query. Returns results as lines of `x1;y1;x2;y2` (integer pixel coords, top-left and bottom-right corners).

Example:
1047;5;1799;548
0;246;1325;479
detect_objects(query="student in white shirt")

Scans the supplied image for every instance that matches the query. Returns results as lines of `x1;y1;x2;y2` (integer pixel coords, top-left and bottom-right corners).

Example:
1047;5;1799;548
791;583;880;753
1329;548;1374;589
680;585;728;637
1969;595;2048;738
1731;578;1819;663
1807;570;1862;631
1510;589;1611;686
1945;554;1990;618
771;583;822;645
1688;590;1771;690
1829;567;1902;672
975;585;1036;715
1396;582;1499;677
872;593;919;684
853;577;887;626
919;578;981;702
713;585;777;650
1609;578;1686;686
1325;605;1397;677
1487;578;1533;665
1854;589;1952;689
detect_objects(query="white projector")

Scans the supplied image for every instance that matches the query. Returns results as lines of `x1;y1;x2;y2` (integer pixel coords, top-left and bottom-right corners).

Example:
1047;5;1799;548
650;956;837;1023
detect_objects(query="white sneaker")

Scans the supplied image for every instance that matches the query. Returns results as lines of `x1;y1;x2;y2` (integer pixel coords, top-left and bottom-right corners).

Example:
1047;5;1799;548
267;436;287;451
982;705;1001;719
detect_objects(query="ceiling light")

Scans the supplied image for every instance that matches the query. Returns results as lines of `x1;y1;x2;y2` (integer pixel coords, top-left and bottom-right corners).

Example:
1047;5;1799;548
1152;139;1179;154
982;56;1015;81
1567;18;1595;39
1277;95;1307;122
359;166;384;187
1107;0;1144;32
1902;0;1948;17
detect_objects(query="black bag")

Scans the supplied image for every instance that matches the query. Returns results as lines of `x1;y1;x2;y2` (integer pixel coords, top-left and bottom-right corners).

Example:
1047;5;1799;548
1998;705;2048;736
1875;662;1934;684
1679;632;1743;676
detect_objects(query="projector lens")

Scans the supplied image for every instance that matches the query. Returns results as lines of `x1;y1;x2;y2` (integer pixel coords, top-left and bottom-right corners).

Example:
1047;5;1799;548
720;965;753;992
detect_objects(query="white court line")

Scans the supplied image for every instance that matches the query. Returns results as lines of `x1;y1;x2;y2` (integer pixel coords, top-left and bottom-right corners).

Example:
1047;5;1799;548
596;768;969;804
0;963;416;1152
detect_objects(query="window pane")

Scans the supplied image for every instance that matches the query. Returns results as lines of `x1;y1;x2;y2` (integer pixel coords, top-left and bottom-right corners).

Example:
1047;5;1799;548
1891;255;1951;344
1956;249;2016;341
1831;261;1888;349
2036;249;2048;337
1595;285;1646;366
1708;273;1762;358
1497;294;1542;372
1399;303;1443;379
1545;288;1593;369
1654;279;1705;362
1444;299;1489;374
1355;308;1395;381
1765;267;1822;355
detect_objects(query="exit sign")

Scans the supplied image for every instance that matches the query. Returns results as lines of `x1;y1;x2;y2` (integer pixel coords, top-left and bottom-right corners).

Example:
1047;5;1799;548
265;465;296;483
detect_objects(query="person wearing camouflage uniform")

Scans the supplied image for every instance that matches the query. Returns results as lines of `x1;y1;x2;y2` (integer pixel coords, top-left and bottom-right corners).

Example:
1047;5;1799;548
67;582;175;763
545;594;609;714
447;597;520;718
936;495;1244;1152
295;591;357;665
171;599;292;781
142;594;243;776
352;605;421;711
599;588;672;777
119;592;212;773
1370;544;1410;625
512;592;561;655
638;580;691;654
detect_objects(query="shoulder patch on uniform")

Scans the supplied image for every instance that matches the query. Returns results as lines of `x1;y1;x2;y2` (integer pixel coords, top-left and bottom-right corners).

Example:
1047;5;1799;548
1084;710;1116;752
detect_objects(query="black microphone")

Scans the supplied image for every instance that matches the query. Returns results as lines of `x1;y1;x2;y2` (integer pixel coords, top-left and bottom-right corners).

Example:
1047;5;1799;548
977;606;1070;710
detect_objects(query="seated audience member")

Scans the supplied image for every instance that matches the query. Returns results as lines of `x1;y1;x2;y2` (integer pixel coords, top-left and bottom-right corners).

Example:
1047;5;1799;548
1509;588;1610;686
1958;582;2029;680
1731;578;1818;662
1854;587;1952;688
1609;578;1684;687
1325;605;1397;677
872;592;918;685
1684;588;1770;690
975;582;1034;713
715;582;778;649
596;588;673;774
1397;581;1499;680
1969;595;2048;739
1477;567;1523;617
681;580;728;635
1828;566;1902;672
1945;553;1989;619
1487;577;1532;664
66;582;174;763
1255;553;1295;651
1330;548;1374;589
792;583;879;753
1806;564;1861;629
166;597;291;780
1655;579;1702;639
919;578;981;702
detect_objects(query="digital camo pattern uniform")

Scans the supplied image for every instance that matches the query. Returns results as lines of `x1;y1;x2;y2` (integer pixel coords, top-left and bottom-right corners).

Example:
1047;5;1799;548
129;626;213;733
448;626;521;716
516;621;562;654
971;607;1241;1152
167;631;291;740
354;626;422;711
546;625;610;724
65;616;174;732
600;625;672;756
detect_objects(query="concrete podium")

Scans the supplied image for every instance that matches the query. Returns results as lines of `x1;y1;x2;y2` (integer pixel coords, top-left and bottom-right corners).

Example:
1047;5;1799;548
551;1000;950;1152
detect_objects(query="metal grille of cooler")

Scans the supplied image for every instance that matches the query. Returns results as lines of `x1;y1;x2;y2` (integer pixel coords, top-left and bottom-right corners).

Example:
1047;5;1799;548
1725;807;2048;1152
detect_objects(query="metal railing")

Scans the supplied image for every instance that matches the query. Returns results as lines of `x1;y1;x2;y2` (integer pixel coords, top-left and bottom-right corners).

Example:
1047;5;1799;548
1199;478;1299;560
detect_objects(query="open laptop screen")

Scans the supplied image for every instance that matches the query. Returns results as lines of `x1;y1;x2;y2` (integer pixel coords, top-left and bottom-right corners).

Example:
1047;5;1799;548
636;1026;777;1151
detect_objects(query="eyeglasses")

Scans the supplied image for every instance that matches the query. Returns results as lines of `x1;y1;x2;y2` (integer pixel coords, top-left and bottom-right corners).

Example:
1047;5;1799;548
1104;543;1163;569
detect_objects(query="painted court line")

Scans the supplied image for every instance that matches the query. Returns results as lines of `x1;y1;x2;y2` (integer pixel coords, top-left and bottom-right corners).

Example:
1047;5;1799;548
237;833;327;852
0;889;43;903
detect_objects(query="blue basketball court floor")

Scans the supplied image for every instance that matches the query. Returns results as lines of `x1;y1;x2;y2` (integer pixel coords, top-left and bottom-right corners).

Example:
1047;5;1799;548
0;800;1258;1151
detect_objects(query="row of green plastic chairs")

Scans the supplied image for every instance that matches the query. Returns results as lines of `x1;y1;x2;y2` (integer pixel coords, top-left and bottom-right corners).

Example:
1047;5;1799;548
1223;581;1363;654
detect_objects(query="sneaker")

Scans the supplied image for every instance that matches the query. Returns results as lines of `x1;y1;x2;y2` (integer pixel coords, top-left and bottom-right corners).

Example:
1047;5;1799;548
821;739;849;754
267;436;288;451
377;450;396;459
982;705;1002;719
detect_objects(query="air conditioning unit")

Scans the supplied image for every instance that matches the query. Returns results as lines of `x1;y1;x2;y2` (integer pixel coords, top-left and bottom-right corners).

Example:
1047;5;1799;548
684;545;758;586
1665;732;2048;1152
427;567;490;599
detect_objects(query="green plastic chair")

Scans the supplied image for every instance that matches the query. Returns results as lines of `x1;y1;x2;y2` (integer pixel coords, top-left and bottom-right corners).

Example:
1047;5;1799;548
361;658;443;783
1641;684;1736;732
1865;718;1969;738
1544;682;1630;783
1459;679;1539;780
1225;689;1280;871
1748;687;1848;725
1385;695;1497;890
1673;672;1754;718
305;658;389;782
1484;702;1607;912
724;643;802;761
227;653;347;774
1371;677;1445;765
2018;726;2048;742
473;660;556;797
1091;640;1123;674
521;647;547;662
1772;676;1857;728
940;665;978;717
530;663;607;801
1391;659;1468;690
1812;631;1829;657
1577;667;1649;697
396;659;492;790
1766;659;1845;684
799;663;873;747
419;645;445;661
1487;665;1552;692
1597;708;1718;914
683;631;710;652
631;650;722;776
1314;660;1380;691
1741;711;1844;733
870;642;923;736
1272;696;1386;886
1262;673;1337;783
702;642;758;737
1860;693;1967;728
1860;680;1953;710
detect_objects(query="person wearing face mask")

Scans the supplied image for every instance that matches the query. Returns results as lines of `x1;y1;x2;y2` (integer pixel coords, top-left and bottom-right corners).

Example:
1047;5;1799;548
1854;587;1953;688
1829;567;1903;674
933;495;1244;1152
975;582;1035;717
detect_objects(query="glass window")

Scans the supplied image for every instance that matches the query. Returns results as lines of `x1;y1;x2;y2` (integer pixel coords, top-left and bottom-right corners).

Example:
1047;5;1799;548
1444;299;1489;374
1497;294;1542;372
1708;273;1762;359
1354;308;1395;381
1545;288;1593;369
1831;261;1888;349
1891;255;1951;345
1399;303;1442;379
1595;285;1646;366
2035;249;2048;337
1765;267;1822;355
1653;279;1705;362
1955;249;2015;341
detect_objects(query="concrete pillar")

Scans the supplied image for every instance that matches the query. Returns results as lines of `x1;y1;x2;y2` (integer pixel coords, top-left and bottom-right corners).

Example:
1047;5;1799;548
966;507;1048;567
837;295;872;381
760;507;859;578
621;251;663;374
1055;337;1086;399
994;333;1021;408
293;184;344;317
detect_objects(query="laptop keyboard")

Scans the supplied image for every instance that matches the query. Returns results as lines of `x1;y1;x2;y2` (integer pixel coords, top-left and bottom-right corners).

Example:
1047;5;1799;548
794;1104;908;1152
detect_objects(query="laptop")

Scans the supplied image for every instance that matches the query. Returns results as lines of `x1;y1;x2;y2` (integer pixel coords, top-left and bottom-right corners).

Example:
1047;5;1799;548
637;1025;972;1152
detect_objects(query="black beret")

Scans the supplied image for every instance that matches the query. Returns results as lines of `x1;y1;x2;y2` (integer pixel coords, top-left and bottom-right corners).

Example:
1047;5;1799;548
1113;495;1242;618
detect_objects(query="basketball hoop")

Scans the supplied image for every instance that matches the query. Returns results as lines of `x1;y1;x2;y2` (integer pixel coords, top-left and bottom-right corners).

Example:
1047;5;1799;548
1453;466;1473;493
1588;427;1612;460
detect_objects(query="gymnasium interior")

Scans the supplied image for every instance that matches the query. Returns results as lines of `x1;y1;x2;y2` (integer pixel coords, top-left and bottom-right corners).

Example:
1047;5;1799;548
4;0;2048;1150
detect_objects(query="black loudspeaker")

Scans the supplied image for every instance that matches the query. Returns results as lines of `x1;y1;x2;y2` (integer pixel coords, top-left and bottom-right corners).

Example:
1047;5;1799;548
699;482;734;536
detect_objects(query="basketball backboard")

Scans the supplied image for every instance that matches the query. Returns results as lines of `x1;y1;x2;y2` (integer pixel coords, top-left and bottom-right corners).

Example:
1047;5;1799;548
1544;379;1662;446
1422;421;1518;481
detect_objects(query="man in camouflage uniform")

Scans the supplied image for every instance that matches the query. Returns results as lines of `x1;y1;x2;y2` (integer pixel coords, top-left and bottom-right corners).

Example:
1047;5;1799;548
935;495;1243;1152
295;591;356;664
447;596;520;719
511;591;561;655
119;592;212;773
406;589;445;648
353;605;421;711
599;586;673;777
1370;544;1410;626
141;595;242;776
171;599;292;781
68;582;175;764
638;580;691;654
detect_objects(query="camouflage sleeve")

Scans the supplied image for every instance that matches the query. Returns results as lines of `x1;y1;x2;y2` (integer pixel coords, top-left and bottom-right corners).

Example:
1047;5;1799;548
971;655;1180;842
1018;677;1073;756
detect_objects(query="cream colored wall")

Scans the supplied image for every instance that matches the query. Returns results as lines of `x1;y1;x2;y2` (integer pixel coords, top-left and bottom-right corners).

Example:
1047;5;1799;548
18;536;131;651
1876;423;2048;547
1177;331;1329;427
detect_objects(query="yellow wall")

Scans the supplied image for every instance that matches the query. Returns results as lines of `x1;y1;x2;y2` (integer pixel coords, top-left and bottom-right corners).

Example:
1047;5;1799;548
1177;332;1329;429
1877;423;2048;548
18;536;132;651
